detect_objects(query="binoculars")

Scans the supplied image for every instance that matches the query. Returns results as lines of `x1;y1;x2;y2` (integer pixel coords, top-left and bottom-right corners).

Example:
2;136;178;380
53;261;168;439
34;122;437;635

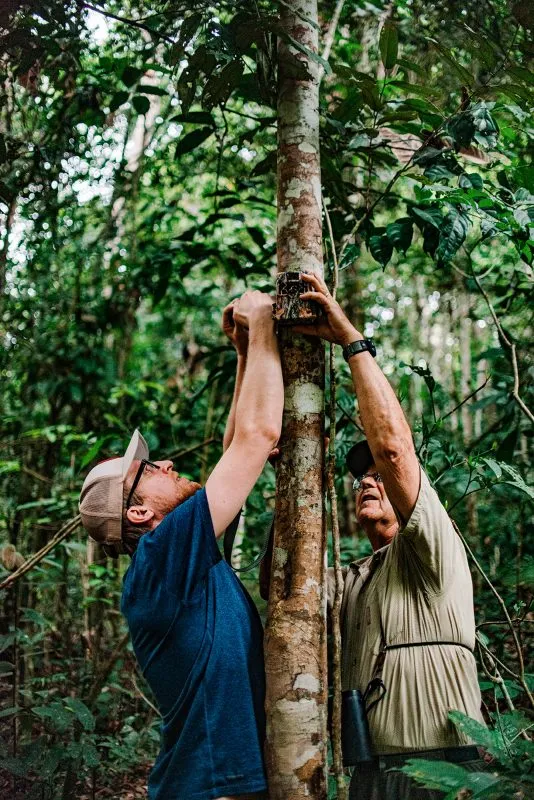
341;679;386;767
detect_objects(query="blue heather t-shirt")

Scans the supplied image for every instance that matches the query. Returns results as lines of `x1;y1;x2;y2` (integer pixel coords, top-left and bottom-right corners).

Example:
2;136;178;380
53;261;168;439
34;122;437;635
121;489;267;800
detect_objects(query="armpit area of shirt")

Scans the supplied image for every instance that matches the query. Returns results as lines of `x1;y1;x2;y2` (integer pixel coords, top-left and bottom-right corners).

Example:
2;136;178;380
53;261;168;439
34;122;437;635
396;465;424;534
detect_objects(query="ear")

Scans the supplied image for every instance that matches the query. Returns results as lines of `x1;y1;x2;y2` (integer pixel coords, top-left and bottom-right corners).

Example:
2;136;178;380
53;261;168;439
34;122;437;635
126;504;156;528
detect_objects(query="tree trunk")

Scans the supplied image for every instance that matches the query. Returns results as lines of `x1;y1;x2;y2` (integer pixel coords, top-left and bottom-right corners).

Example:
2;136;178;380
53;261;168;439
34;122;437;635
264;2;327;798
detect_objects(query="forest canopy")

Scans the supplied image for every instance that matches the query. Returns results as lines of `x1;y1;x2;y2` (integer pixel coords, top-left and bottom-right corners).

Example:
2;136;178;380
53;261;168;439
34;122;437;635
0;0;533;798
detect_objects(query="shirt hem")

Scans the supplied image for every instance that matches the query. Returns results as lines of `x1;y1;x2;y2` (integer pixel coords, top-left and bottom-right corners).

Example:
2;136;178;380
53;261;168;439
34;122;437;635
152;778;267;800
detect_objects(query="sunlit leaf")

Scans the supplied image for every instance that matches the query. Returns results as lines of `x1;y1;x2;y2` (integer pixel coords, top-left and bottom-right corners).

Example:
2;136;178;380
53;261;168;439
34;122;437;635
379;21;398;70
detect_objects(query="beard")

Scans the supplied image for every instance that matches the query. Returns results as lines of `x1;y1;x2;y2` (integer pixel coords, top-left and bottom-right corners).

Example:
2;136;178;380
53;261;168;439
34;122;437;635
163;477;201;514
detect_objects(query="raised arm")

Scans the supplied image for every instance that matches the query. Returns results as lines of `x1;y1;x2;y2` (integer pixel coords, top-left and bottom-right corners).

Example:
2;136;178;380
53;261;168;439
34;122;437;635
296;272;420;523
221;300;248;452
206;291;283;537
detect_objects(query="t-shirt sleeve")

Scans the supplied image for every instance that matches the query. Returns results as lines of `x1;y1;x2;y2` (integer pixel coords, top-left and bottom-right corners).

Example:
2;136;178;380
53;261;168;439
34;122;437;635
136;488;221;599
398;468;461;594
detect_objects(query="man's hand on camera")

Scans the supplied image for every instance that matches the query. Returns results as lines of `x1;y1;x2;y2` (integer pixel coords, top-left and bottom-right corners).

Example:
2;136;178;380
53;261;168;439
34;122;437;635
233;290;274;331
293;272;360;345
222;300;248;356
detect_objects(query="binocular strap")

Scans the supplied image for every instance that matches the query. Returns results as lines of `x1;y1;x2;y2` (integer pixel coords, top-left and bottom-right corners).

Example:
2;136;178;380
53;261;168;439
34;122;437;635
223;511;274;574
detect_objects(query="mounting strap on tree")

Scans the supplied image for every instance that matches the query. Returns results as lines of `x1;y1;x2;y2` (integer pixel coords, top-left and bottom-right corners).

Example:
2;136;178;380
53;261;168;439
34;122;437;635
223;510;274;574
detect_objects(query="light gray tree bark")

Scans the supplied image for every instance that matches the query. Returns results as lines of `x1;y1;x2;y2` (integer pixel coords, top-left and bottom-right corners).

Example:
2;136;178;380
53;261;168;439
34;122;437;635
264;1;328;797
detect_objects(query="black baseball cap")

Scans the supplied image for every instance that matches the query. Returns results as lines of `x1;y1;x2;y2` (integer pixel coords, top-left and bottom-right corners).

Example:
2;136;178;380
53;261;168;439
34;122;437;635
345;440;374;478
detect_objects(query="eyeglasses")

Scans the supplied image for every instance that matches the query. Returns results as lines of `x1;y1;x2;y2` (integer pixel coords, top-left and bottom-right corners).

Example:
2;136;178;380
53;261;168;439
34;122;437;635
126;460;160;509
352;472;383;492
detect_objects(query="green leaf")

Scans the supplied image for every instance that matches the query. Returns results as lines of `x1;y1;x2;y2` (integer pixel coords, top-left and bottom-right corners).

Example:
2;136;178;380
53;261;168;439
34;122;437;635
121;66;143;87
396;57;424;76
482;457;502;478
513;207;530;227
360;81;384;111
171;111;215;126
0;661;14;675
389;80;438;98
459;172;483;190
202;60;244;109
399;758;500;795
109;90;129;112
137;85;167;96
21;608;50;627
500;463;534;501
411;206;443;228
386;217;413;253
435;210;470;264
79;435;114;470
399;758;500;800
175;127;213;158
64;697;95;732
247;227;266;248
32;704;74;732
368;230;394;267
168;13;203;65
379;21;398;70
339;243;361;271
0;460;21;475
250;151;276;177
448;112;475;148
426;38;473;85
0;706;20;719
448;711;509;762
132;95;150;115
82;741;100;768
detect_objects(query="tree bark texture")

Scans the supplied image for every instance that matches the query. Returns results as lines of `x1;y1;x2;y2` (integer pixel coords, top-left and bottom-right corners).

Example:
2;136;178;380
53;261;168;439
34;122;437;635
264;2;327;798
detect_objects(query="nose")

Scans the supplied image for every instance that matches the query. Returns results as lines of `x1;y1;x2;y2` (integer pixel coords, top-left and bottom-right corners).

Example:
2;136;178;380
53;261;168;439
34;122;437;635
156;460;174;473
359;474;378;493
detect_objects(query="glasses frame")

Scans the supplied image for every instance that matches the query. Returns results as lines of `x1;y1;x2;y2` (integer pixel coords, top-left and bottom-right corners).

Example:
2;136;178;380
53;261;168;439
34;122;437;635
352;472;383;492
126;459;160;509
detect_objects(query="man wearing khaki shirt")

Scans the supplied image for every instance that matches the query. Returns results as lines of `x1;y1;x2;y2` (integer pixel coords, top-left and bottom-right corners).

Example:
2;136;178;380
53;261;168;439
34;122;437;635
296;272;487;799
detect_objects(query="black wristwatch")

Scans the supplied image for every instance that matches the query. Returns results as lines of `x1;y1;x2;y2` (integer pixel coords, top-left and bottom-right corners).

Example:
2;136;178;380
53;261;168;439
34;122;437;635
342;338;376;361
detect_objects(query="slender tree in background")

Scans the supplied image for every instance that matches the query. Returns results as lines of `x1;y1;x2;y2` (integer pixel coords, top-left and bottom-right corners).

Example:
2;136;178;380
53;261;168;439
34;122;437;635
264;1;327;797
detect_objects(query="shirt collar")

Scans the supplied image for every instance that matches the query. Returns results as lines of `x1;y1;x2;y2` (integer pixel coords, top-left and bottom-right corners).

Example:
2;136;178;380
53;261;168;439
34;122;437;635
349;542;390;573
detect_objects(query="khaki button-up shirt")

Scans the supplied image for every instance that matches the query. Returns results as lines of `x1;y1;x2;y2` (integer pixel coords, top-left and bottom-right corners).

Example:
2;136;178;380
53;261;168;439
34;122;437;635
329;469;485;754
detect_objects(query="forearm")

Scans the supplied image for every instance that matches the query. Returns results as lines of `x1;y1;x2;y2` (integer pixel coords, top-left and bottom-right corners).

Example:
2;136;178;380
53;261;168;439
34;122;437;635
347;344;413;461
223;353;247;452
234;323;283;444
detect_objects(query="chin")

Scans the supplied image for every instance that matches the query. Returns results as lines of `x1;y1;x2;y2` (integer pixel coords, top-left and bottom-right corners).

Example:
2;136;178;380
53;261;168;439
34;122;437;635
356;508;382;525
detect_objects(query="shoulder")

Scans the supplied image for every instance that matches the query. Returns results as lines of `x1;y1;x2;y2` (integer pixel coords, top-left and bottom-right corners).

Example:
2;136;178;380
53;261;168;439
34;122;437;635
400;468;450;533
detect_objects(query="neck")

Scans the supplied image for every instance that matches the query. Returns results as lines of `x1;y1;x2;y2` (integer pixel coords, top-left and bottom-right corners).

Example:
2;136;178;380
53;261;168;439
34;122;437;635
361;517;399;551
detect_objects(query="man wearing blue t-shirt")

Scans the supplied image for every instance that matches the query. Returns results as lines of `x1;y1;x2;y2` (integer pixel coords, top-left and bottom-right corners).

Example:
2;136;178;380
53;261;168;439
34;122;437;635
79;290;283;800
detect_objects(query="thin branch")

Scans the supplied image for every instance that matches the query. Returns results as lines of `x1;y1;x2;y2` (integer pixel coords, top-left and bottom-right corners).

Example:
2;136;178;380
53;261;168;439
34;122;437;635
86;631;130;706
80;2;175;44
165;437;219;462
471;270;534;425
477;638;519;681
440;377;489;422
319;0;346;79
323;199;348;800
131;673;161;717
0;516;81;591
336;400;364;433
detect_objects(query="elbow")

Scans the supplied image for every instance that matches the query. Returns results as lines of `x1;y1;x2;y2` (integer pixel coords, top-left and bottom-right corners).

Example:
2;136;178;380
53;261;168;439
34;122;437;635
235;424;280;453
373;430;414;467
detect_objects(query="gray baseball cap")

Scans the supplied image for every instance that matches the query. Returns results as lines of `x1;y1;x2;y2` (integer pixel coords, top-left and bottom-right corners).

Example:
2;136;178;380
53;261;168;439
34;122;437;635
79;429;149;555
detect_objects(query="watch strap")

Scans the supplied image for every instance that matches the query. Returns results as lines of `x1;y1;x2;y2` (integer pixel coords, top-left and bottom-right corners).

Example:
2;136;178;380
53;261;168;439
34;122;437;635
342;338;376;361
